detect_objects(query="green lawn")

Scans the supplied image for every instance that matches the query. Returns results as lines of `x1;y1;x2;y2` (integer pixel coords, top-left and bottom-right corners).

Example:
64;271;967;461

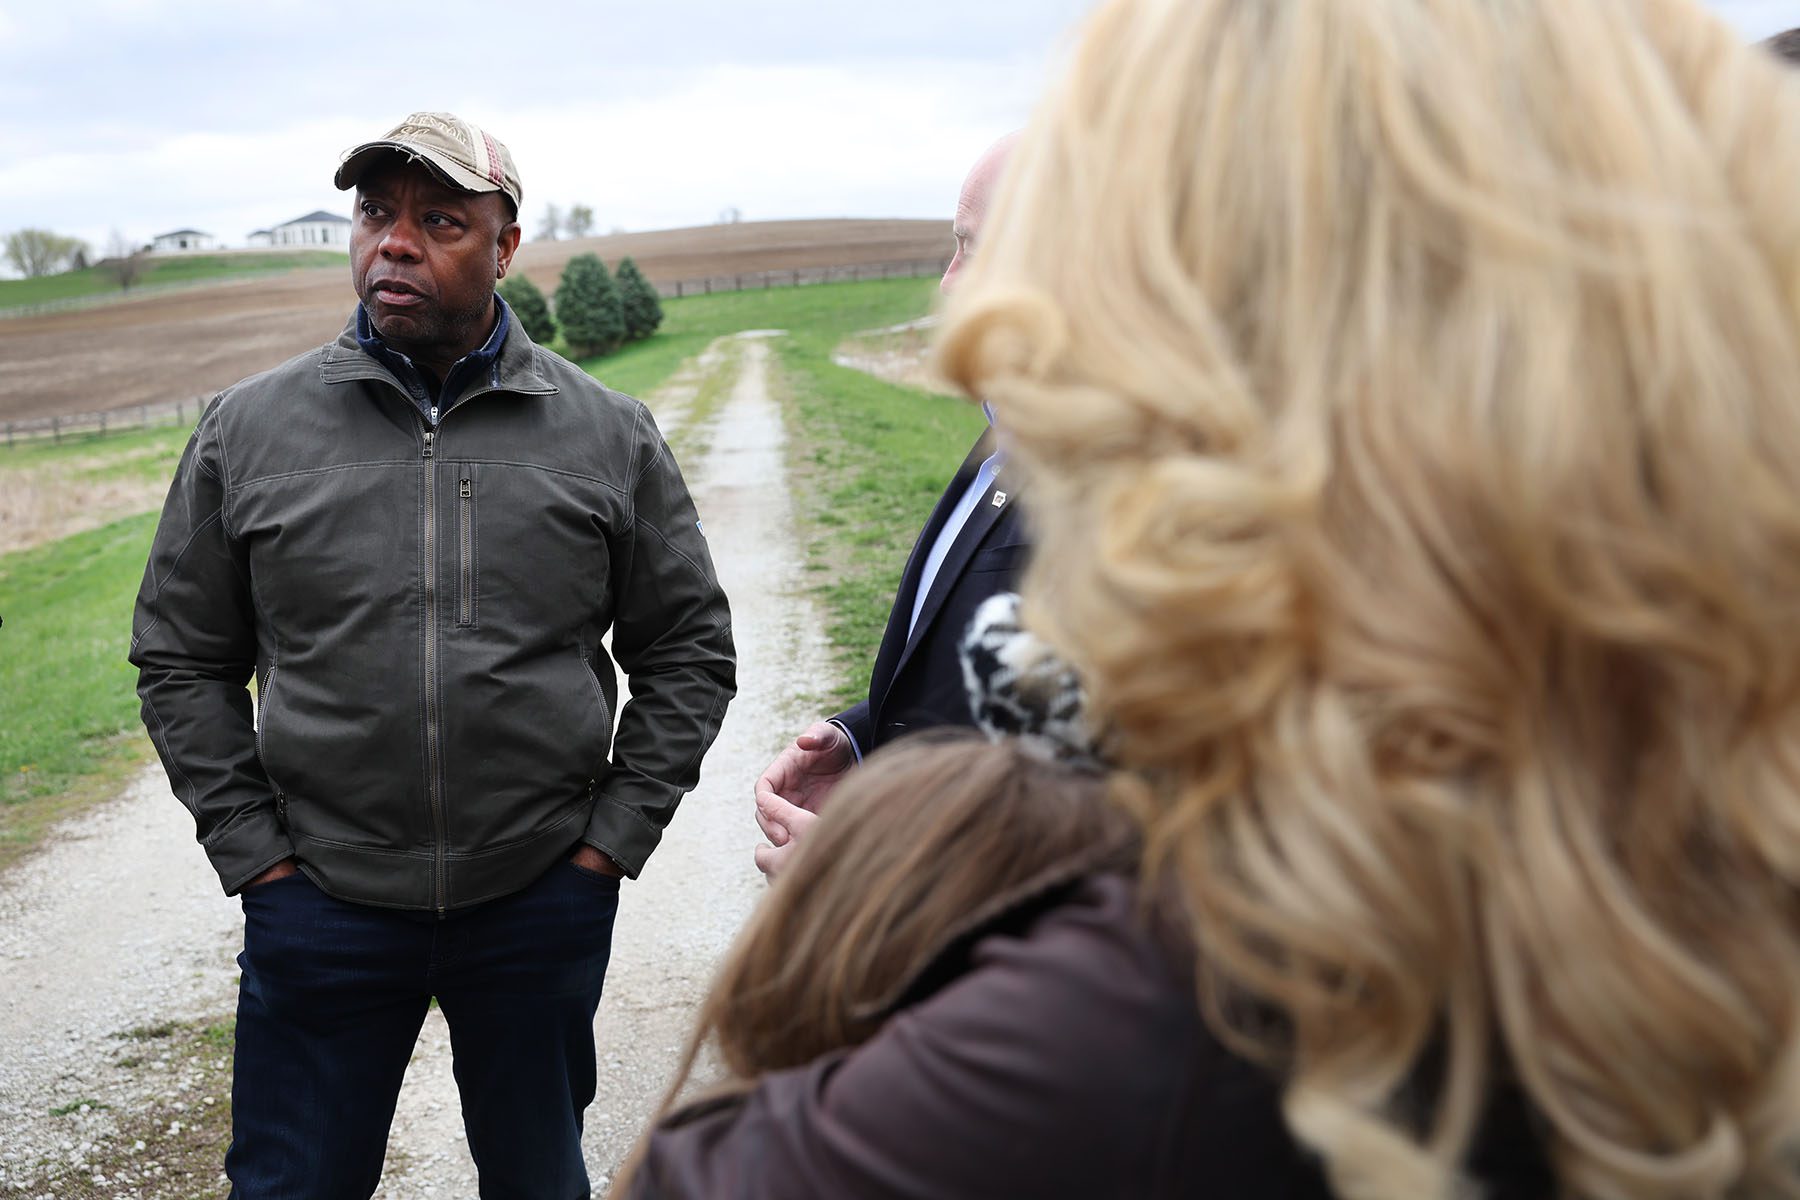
577;276;943;399
0;514;163;869
0;423;198;869
773;310;984;711
0;251;347;310
0;277;965;871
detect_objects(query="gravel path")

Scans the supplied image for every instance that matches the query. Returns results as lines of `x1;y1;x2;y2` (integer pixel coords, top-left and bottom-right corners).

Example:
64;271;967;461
0;770;242;1195
0;334;825;1196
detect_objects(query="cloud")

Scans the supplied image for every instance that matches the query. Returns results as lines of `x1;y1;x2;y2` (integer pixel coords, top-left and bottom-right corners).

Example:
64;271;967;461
496;60;1041;228
0;59;1043;250
0;0;1087;154
0;0;1085;251
1;0;1792;257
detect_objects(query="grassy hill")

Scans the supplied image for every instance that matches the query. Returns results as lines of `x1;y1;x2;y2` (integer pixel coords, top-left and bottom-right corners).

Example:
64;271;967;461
0;250;347;309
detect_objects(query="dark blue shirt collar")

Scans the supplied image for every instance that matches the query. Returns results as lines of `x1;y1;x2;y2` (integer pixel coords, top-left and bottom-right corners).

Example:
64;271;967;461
355;293;512;424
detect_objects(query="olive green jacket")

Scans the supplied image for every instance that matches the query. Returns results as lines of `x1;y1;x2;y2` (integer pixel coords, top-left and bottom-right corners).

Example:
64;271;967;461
131;312;735;910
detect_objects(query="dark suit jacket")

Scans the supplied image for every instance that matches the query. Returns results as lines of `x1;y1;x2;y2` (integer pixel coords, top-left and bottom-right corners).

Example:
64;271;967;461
834;431;1030;754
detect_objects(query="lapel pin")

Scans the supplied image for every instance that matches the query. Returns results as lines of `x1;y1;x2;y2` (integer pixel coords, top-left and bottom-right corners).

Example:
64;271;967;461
992;490;1007;508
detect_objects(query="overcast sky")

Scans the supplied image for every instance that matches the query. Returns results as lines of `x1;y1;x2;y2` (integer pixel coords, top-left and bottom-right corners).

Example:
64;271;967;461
0;0;1794;256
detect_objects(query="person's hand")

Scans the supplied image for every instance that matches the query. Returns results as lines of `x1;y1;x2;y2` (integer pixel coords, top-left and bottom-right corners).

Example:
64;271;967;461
244;859;299;889
752;722;853;879
570;843;625;878
752;789;821;879
755;722;853;816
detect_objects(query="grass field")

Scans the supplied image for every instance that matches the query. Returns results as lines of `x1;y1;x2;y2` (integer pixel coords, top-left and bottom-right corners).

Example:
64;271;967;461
581;276;937;397
777;344;983;711
0;251;347;309
0;513;164;869
0;276;964;869
0;422;197;867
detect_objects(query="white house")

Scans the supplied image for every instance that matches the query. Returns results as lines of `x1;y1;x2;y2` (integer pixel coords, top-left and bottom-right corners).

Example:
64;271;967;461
151;228;218;253
246;228;274;248
264;210;351;249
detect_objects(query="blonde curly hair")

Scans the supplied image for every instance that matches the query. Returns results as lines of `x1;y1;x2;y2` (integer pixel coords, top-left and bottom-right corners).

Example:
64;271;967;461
939;0;1800;1195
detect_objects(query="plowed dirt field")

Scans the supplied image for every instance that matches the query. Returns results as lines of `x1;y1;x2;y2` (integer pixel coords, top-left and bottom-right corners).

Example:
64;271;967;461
0;218;946;422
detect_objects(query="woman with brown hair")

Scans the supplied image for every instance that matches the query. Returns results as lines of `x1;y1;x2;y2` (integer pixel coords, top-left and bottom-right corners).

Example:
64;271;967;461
625;0;1800;1194
620;734;1214;1197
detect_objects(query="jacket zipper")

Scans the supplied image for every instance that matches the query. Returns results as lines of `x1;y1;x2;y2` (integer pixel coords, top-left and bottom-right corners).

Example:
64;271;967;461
458;477;474;626
422;427;448;915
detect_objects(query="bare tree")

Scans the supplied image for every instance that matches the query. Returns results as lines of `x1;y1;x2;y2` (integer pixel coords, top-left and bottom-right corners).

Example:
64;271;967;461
4;228;86;277
102;229;146;290
566;204;595;239
536;203;564;241
716;206;742;225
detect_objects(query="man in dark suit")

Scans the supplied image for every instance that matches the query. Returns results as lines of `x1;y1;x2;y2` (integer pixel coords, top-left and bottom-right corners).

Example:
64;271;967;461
753;134;1022;877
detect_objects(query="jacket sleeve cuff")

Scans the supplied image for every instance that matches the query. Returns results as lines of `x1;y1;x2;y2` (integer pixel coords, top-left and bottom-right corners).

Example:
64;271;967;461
828;718;864;764
832;700;871;762
582;794;662;880
204;807;296;896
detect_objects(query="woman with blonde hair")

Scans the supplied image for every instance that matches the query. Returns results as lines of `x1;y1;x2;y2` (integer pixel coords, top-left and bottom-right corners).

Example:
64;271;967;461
626;0;1800;1195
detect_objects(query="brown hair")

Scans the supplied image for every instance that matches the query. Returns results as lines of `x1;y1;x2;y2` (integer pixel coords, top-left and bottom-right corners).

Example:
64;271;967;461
614;734;1137;1189
1768;28;1800;65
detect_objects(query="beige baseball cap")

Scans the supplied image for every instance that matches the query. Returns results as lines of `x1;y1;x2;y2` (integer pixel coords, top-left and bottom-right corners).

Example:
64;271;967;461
335;112;522;211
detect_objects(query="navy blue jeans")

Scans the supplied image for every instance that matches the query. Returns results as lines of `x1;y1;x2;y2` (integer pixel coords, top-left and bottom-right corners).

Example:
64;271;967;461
225;860;620;1200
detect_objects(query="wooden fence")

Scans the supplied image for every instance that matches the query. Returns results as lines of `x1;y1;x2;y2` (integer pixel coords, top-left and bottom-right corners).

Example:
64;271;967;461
658;256;949;298
3;397;209;448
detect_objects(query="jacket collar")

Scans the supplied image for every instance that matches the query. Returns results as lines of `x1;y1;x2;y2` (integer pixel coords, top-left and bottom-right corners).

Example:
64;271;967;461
318;294;558;403
353;294;510;414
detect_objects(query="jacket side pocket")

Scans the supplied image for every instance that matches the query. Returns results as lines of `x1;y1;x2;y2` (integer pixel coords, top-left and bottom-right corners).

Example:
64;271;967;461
255;665;289;811
254;663;280;769
578;648;613;735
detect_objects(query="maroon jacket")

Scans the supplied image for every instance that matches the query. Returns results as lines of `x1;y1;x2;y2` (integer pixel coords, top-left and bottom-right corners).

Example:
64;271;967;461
629;871;1554;1199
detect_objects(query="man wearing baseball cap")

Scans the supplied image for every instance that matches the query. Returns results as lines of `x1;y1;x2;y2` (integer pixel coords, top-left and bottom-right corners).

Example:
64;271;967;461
132;112;737;1198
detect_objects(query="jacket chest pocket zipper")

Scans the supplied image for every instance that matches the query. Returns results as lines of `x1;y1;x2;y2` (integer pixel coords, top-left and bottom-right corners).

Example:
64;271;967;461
457;476;476;627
